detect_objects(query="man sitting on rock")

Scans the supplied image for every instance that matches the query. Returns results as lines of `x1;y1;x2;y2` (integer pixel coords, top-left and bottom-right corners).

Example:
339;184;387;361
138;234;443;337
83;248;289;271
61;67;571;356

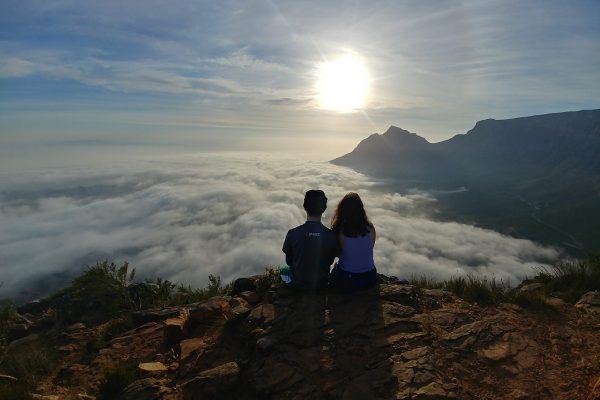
282;190;339;290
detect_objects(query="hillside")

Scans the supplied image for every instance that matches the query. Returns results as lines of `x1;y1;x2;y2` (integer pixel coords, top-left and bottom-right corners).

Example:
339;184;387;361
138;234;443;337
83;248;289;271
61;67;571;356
332;110;600;254
2;261;600;399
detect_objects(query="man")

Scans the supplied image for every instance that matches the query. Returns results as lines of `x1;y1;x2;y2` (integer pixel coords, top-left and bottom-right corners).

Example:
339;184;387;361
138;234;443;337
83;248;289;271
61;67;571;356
282;190;339;290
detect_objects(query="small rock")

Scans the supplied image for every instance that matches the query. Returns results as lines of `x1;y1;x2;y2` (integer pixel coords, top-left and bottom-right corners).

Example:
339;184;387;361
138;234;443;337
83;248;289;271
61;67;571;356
413;381;452;398
508;389;529;399
401;347;430;361
58;344;78;354
66;322;86;332
138;362;168;372
479;342;512;361
589;376;600;400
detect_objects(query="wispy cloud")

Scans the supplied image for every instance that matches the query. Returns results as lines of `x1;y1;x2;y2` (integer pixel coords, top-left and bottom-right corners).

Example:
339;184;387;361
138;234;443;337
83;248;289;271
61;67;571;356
1;0;599;142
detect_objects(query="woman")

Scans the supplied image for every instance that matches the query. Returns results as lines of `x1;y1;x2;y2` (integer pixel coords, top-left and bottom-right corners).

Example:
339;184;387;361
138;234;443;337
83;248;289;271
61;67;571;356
330;192;378;291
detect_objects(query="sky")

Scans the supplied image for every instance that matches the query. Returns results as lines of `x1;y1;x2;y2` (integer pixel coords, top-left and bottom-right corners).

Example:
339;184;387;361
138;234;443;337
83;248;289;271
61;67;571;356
0;154;558;302
1;0;600;164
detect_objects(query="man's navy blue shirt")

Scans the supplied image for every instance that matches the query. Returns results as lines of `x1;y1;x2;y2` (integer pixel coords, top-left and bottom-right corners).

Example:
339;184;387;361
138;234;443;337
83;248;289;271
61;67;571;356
282;221;339;290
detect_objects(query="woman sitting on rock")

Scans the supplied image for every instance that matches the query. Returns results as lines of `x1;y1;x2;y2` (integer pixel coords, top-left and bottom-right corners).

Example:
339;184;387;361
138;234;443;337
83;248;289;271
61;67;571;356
330;192;378;292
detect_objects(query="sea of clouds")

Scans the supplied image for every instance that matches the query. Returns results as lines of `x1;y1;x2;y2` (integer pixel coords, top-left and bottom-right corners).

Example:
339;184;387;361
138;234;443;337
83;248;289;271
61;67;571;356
0;153;559;302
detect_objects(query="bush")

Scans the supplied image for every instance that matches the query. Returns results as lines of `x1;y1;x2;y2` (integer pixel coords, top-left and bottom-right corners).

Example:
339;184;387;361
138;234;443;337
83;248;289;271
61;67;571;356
0;336;58;389
0;381;32;400
97;360;138;400
0;302;17;353
170;274;231;305
51;261;134;324
254;267;281;298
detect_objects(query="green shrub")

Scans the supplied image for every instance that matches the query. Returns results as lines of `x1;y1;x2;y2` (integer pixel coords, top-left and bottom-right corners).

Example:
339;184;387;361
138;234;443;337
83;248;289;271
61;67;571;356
408;274;444;290
443;275;508;306
530;254;600;302
51;261;134;324
254;267;281;298
0;302;17;353
97;360;138;400
0;337;58;388
170;274;231;305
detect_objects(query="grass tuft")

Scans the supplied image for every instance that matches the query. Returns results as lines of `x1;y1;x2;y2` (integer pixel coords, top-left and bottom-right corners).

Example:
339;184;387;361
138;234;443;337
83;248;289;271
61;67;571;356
529;254;600;303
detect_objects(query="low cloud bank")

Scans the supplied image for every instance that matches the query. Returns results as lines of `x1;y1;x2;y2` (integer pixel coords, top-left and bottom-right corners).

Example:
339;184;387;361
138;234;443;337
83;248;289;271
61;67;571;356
0;154;558;302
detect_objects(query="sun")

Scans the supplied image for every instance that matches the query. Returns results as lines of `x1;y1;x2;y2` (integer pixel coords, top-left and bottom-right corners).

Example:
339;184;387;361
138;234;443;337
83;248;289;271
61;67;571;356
317;53;369;112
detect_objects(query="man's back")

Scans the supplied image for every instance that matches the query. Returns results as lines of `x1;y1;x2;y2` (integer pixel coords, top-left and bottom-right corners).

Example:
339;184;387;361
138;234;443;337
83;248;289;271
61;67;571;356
282;221;338;290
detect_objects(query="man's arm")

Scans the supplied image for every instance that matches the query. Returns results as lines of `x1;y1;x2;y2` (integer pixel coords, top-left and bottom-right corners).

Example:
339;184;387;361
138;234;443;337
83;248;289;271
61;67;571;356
282;231;293;267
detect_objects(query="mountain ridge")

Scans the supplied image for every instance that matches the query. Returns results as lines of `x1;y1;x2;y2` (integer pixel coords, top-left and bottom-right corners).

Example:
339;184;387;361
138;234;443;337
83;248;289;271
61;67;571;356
332;109;600;254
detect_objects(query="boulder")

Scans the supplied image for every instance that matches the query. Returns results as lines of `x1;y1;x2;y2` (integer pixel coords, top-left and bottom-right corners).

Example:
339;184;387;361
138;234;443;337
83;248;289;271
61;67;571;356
163;310;189;344
182;361;240;400
6;333;40;352
516;282;545;294
238;291;260;305
248;304;275;325
189;297;231;322
231;277;256;295
132;306;189;326
178;338;205;360
8;323;29;341
576;291;600;314
379;284;419;306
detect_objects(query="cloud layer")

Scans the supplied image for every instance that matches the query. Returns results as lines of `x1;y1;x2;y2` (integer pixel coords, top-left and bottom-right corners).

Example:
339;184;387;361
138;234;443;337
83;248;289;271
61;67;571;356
0;154;558;302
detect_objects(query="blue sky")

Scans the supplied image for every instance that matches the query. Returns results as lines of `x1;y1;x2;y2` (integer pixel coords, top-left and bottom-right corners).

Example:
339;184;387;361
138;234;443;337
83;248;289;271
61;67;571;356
1;0;599;160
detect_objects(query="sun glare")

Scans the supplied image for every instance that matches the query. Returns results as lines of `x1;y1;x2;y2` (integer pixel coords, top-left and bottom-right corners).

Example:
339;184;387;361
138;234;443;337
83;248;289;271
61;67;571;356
317;53;369;112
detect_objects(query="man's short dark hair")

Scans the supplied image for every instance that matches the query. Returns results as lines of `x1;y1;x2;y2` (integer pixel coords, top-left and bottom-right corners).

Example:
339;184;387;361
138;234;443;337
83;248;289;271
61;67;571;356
303;190;327;216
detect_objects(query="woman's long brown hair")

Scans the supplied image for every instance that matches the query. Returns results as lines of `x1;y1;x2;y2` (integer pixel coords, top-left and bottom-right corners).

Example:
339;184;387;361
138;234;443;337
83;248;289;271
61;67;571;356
331;192;372;237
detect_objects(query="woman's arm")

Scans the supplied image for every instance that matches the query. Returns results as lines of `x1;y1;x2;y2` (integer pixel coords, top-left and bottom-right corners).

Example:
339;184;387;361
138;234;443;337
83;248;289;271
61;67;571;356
370;224;377;245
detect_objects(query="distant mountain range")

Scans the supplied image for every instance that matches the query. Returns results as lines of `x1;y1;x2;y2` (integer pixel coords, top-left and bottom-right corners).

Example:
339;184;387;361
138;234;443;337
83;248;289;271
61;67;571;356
332;109;600;254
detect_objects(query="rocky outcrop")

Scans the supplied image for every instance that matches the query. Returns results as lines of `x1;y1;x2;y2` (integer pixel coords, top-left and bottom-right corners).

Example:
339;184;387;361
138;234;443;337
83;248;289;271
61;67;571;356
28;278;600;399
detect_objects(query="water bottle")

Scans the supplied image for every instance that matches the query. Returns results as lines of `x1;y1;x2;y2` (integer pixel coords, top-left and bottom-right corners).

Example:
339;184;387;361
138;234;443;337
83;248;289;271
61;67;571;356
280;264;292;283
